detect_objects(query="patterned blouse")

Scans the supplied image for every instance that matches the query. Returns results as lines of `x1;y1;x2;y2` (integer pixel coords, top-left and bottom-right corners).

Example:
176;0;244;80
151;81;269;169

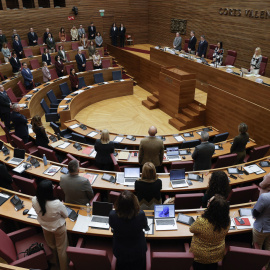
190;217;229;264
213;48;224;65
250;54;262;69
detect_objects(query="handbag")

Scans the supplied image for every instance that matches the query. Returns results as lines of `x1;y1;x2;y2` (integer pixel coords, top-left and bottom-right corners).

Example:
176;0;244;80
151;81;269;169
17;242;45;259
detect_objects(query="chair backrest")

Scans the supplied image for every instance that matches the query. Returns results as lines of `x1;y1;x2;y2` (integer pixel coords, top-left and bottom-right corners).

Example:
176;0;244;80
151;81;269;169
93;73;104;84
71;42;79;50
50;122;61;134
227;185;259;205
66;246;112;270
151;252;194;270
0;121;13;144
23;48;33;58
66;53;71;62
86;61;94;71
102;59;111;68
207;44;217;60
78;77;86;89
20;39;28;47
66;153;81;166
246;145;270;162
56;186;65;201
97;49;104;57
38;146;59;162
59;82;71;96
47;89;58;104
180;139;200;149
0;229;17;263
39;46;47;55
110;153;121;172
108;191;121;204
211;132;229;143
51;56;56;65
17;80;28;95
50;68;58;80
11;134;26;150
170;161;193;171
66;34;71;42
37;37;43;45
184;39;189;53
81;51;87;59
259;56;268;76
30;59;40;70
224;50;237;66
175;193;204;210
12;175;37;196
71;132;87;144
112;70;122;80
6;88;18;103
65;64;74;75
222;246;270;270
40;98;50;114
212;153;237;169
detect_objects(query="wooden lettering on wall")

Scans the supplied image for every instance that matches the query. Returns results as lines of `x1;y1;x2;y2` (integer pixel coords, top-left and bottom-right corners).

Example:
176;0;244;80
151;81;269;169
171;18;187;34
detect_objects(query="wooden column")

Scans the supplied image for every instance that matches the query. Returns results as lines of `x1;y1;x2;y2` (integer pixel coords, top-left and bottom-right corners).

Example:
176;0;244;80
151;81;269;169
1;0;7;9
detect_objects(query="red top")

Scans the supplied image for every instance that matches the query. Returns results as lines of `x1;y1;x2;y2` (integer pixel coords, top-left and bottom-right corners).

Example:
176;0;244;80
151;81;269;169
69;73;79;88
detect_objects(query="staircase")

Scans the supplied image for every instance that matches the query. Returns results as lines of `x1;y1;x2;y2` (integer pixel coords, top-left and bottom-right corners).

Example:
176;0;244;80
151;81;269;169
142;93;159;110
169;103;206;130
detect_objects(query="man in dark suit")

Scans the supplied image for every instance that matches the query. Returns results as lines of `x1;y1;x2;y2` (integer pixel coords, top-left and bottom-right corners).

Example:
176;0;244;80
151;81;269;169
75;50;86;72
192;131;215;171
188;30;197;54
139;126;164;167
0;29;7;51
196;35;208;58
43;28;52;44
118;24;126;47
21;62;34;90
9;52;21;74
46;33;56;53
88;22;96;40
110;23;118;46
13;35;23;59
27;28;38;46
42;48;52;65
0;85;11;131
11;29;21;42
10;103;29;143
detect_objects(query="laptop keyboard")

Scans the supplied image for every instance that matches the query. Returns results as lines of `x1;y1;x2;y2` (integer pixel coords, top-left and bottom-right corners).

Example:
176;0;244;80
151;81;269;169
172;180;186;185
156;219;175;226
125;178;136;182
11;158;23;163
168;155;179;159
91;216;109;223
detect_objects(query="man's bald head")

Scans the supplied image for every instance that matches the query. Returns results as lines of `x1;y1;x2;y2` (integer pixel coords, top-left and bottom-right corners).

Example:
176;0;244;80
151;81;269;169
148;126;157;136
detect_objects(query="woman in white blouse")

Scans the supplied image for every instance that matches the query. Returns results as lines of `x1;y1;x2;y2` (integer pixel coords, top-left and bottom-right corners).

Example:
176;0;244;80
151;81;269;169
250;47;262;75
70;25;78;41
93;50;102;69
32;180;69;270
1;43;11;63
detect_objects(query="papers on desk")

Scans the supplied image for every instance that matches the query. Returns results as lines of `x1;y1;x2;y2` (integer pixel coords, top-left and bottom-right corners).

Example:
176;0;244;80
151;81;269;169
226;68;233;73
13;163;27;174
0;193;10;206
89;150;97;158
113;136;124;143
226;65;235;68
18;103;27;108
59;105;69;108
118;151;130;160
231;216;255;229
83;173;98;185
72;214;91;233
245;74;254;77
75;90;85;94
64;98;72;101
28;124;33;134
25;94;33;98
87;131;98;137
179;53;185;57
43;165;61;176
174;135;185;142
144;217;154;235
57;142;70;149
82;146;94;155
50;140;65;148
244;164;265;175
116;172;124;184
197;131;202;135
69;123;80;129
27;207;37;219
120;79;125;82
217;66;225;68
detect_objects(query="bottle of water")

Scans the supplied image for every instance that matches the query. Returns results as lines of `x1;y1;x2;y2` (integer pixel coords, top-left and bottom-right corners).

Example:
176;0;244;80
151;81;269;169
43;154;47;166
86;203;90;216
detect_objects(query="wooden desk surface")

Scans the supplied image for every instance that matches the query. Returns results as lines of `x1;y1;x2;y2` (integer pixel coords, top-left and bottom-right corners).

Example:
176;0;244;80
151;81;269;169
0;186;257;239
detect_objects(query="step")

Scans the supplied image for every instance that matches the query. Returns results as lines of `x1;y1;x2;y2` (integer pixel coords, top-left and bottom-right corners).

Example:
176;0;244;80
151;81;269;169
153;91;159;98
147;95;159;105
182;108;199;119
174;113;192;124
169;118;187;130
188;103;205;113
142;100;157;110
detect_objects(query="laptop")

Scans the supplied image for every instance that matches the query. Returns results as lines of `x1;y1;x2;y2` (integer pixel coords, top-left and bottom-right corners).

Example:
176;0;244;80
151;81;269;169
8;149;25;165
123;167;140;185
166;147;179;160
89;202;113;229
170;169;188;188
154;204;177;231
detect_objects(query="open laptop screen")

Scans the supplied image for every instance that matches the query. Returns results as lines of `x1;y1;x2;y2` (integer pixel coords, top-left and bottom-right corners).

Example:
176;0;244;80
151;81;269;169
14;149;25;159
154;204;175;219
92;202;113;217
124;167;140;178
170;169;185;181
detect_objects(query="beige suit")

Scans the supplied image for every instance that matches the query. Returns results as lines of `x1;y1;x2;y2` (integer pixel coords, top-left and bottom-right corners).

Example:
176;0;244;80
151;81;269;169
139;136;164;167
42;66;51;82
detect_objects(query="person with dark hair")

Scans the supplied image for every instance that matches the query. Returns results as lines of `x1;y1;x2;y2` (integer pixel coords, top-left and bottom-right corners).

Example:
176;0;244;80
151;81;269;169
202;171;230;208
0;163;13;190
88;40;96;58
75;49;86;72
69;68;79;92
31;115;49;148
9;52;21;74
0;85;12;131
196;35;208;58
27;27;38;46
58;45;67;62
110;23;118;46
2;43;11;63
21;62;34;90
95;32;103;48
13;35;23;59
135;162;162;210
0;29;7;51
55;55;64;77
42;48;52;66
109;190;148;270
212;42;224;65
78;24;86;39
88;22;96;40
59;27;66;42
80;33;88;49
43;28;52;45
46;33;56;53
190;195;230;270
32;180;69;270
60;160;94;205
230;123;249;164
118;24;126;47
188;31;197;54
11;29;21;42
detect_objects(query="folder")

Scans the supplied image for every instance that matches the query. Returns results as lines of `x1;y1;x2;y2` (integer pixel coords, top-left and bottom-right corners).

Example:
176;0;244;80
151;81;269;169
118;151;130;160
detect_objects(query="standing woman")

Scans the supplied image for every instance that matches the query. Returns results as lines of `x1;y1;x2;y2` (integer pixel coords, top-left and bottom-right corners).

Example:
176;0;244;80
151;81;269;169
212;42;224;66
94;129;114;170
80;33;88;49
95;32;103;48
32;180;69;270
31;115;49;148
135;162;162;210
109;190;148;270
70;25;79;41
88;40;96;58
250;47;262;75
190;195;230;270
93;50;102;69
55;55;65;77
42;62;51;83
59;27;66;42
110;23;118;46
230;123;249;164
118;24;126;47
1;43;11;63
69;68;79;92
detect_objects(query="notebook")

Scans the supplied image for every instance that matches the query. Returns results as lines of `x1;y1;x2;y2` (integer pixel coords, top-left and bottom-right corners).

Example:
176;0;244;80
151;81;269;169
89;202;113;229
123;167;140;185
8;149;25;165
170;169;188;188
154;204;177;231
118;151;130;160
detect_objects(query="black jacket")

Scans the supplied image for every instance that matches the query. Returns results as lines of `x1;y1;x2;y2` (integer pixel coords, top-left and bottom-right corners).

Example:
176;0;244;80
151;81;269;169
118;27;126;36
33;126;49;148
10;111;29;139
9;57;21;73
88;26;96;39
94;140;114;165
27;32;38;46
110;27;118;37
13;40;23;55
0;92;11;113
0;163;13;190
42;53;52;65
197;40;208;57
188;36;197;51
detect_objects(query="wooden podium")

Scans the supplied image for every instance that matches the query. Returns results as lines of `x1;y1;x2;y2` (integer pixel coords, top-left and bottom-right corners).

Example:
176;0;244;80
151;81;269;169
158;66;196;117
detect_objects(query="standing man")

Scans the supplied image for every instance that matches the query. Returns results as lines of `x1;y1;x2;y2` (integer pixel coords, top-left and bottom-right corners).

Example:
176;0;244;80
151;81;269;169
75;49;86;72
0;85;11;131
78;24;86;39
60;160;94;205
10;103;29;143
27;27;38;46
13;35;23;59
88;22;96;40
0;30;7;51
196;35;208;58
118;23;126;47
11;29;21;42
21;62;34;90
188;30;197;54
139;126;164;168
9;52;21;74
110;23;118;46
192;131;215;171
173;32;182;51
43;28;52;45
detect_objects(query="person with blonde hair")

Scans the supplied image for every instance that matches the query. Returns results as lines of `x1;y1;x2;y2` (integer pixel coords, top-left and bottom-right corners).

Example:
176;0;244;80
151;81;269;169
250;47;262;74
31;115;49;148
135;162;162;210
94;129;115;170
70;25;78;41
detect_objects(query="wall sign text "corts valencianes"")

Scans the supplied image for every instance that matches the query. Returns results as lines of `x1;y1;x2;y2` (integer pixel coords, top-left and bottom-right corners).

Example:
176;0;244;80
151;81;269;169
219;8;270;19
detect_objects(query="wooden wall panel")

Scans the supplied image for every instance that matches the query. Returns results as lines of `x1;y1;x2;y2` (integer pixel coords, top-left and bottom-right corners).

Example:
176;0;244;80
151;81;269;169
149;0;270;76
